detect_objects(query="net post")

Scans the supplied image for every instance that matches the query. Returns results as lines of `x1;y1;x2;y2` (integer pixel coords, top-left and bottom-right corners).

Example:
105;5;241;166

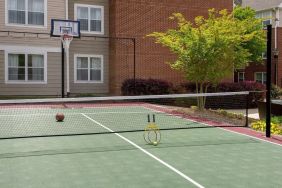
266;25;272;138
245;93;249;127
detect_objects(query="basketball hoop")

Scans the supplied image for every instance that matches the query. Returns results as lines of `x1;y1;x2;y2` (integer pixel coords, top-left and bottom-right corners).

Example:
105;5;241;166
61;34;73;49
51;19;80;98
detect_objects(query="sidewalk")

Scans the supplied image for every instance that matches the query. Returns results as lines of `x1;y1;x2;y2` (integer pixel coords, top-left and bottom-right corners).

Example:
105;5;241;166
226;108;259;120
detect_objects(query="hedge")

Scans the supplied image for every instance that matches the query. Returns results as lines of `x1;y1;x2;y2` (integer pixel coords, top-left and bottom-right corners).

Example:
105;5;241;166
121;79;173;95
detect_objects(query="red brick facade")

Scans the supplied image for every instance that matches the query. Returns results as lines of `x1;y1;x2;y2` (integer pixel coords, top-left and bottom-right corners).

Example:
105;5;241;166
235;28;282;87
109;0;233;94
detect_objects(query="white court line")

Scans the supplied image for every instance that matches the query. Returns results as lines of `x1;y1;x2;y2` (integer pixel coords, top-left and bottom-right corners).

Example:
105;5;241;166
143;106;282;147
81;113;205;188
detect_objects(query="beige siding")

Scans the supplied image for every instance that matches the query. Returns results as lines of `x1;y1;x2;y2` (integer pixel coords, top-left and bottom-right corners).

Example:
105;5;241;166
243;0;282;27
0;0;66;33
68;0;110;94
0;51;62;96
242;0;282;11
68;0;109;36
69;38;109;94
0;33;60;47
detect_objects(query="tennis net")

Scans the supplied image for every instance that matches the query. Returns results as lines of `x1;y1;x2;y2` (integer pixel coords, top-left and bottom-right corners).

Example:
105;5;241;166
0;92;250;140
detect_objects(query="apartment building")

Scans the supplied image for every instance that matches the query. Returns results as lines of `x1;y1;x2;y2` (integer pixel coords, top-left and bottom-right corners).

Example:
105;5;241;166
0;0;233;96
235;0;282;87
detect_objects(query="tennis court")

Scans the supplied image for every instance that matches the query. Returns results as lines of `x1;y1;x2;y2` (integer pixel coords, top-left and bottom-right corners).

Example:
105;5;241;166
0;95;281;188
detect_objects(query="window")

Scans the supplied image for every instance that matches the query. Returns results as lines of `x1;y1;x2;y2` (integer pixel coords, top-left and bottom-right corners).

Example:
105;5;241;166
7;0;46;26
75;4;104;34
256;10;273;29
262;52;267;59
255;72;267;84
6;53;46;83
238;72;245;82
75;55;103;83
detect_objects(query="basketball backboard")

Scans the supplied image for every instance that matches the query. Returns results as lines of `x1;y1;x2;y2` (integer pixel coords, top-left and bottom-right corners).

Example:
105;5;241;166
51;19;80;38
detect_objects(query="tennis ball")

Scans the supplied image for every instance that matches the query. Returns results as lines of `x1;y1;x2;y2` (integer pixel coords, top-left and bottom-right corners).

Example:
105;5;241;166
152;141;158;146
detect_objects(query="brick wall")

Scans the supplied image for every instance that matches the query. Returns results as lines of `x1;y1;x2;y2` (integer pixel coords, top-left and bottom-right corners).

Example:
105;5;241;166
109;0;233;94
235;28;282;87
277;28;282;86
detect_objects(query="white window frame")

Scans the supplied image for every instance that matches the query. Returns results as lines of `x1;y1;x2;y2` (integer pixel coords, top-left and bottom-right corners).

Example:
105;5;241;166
255;72;267;84
238;72;245;82
256;10;273;29
74;54;104;83
5;0;47;28
262;52;267;59
5;49;47;84
74;3;104;35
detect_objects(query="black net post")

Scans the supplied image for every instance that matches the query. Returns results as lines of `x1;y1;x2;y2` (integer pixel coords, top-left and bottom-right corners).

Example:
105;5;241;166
266;25;272;138
245;93;249;127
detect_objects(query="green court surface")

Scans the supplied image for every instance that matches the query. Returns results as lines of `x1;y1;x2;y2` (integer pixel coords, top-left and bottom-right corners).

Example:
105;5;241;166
0;106;281;188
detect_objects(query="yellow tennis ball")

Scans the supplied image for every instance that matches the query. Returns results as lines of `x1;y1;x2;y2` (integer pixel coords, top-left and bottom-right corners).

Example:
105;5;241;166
153;141;158;146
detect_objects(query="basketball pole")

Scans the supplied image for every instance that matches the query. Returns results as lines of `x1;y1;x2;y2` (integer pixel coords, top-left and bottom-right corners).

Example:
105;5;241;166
66;46;70;97
61;43;65;98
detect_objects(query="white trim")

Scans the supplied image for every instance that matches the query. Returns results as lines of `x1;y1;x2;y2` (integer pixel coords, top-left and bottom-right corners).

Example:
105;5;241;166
262;52;267;60
5;0;47;28
4;50;48;84
0;45;61;53
74;3;104;35
74;54;104;84
81;113;205;188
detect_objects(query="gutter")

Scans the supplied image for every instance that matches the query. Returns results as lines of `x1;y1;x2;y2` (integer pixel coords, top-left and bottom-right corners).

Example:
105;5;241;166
66;0;69;19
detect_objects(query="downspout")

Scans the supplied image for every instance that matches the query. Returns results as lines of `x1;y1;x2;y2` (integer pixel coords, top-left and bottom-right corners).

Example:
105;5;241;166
275;7;280;85
66;0;69;19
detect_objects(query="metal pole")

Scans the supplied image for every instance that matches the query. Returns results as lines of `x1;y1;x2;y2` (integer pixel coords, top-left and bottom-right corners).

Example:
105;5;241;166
245;94;249;127
66;47;70;97
61;43;65;98
266;25;272;138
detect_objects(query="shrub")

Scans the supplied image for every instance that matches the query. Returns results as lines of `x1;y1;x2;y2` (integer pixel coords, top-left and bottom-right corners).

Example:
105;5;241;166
271;84;282;99
251;118;282;135
121;79;173;95
178;81;265;107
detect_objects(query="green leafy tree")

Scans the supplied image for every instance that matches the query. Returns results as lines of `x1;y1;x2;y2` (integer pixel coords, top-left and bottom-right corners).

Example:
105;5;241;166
148;7;266;110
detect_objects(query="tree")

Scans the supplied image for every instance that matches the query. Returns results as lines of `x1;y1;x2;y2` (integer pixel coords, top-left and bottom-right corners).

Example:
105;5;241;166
148;7;266;110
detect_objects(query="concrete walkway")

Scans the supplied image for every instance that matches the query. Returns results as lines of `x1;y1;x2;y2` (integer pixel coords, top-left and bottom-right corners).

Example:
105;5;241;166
226;108;259;120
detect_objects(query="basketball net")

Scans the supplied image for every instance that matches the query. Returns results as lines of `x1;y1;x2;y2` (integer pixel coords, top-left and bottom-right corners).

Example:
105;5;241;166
61;34;73;49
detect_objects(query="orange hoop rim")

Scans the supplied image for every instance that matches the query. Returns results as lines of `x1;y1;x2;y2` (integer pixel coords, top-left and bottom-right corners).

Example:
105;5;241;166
62;34;73;40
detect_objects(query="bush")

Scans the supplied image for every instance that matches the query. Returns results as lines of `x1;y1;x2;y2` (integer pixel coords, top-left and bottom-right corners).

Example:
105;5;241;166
179;81;266;107
251;117;282;135
121;79;173;95
271;84;282;99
